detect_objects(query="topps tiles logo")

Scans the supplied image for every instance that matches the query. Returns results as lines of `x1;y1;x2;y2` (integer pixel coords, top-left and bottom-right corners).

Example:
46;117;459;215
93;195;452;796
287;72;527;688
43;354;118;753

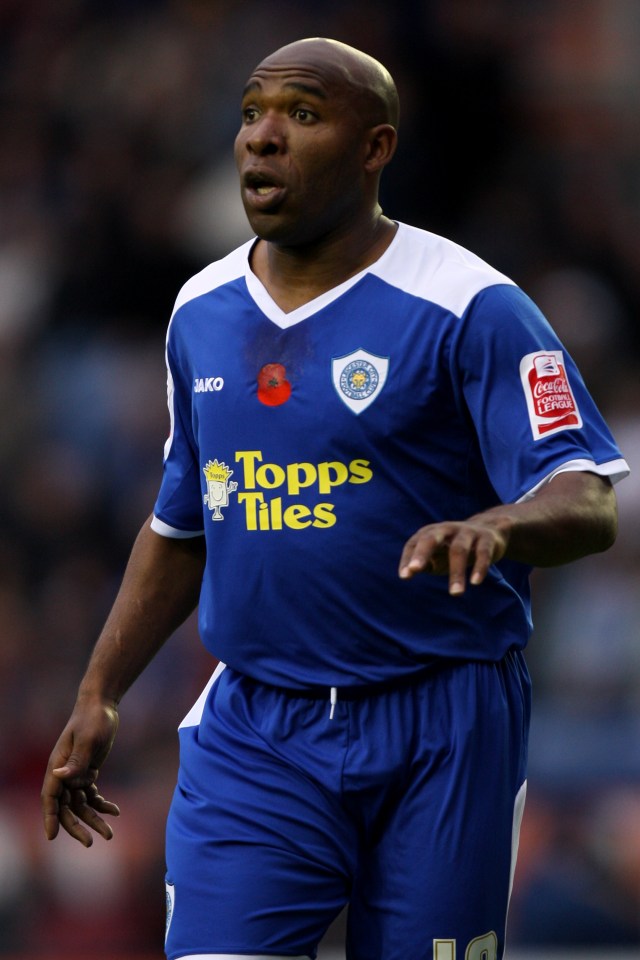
203;450;374;530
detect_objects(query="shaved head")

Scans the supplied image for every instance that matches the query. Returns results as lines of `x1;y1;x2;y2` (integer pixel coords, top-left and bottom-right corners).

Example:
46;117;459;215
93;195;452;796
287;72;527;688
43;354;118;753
252;38;399;129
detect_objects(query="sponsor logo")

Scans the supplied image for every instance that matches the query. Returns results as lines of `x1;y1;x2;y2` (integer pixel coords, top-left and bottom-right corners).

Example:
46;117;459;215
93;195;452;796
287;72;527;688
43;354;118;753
332;349;389;413
520;351;582;440
194;376;224;393
202;450;373;531
203;459;238;520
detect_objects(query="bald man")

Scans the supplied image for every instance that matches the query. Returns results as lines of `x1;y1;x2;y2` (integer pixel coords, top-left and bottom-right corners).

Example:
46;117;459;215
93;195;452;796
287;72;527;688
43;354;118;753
42;38;627;960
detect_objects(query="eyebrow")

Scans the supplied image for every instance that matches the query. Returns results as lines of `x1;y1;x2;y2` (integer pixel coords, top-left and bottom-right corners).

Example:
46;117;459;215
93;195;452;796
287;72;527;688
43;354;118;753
241;80;328;100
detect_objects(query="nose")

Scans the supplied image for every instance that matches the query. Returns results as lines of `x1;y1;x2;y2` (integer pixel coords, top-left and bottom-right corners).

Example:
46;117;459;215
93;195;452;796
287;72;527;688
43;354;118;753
244;114;285;156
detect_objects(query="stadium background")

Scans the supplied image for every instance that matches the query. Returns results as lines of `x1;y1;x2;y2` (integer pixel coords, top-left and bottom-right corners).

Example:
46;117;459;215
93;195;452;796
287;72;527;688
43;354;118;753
1;0;639;956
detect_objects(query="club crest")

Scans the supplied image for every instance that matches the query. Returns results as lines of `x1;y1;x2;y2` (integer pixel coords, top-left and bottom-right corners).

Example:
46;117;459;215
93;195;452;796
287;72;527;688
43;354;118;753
332;349;389;414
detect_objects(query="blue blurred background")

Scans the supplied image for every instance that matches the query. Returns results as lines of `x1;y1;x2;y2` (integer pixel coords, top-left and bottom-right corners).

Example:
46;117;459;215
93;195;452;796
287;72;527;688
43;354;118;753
1;1;639;956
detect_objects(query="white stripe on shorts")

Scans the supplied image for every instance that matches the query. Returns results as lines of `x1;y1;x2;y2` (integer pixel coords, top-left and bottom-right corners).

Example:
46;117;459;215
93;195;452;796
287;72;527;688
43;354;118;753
179;662;226;729
508;779;527;899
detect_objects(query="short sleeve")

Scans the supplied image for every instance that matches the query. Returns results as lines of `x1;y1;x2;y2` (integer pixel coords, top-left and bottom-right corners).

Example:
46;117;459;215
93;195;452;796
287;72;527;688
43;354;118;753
152;326;205;537
454;284;628;503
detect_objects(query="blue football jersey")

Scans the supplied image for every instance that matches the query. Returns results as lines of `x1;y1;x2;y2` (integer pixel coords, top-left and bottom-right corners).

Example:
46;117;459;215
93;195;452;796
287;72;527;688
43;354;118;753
152;222;628;687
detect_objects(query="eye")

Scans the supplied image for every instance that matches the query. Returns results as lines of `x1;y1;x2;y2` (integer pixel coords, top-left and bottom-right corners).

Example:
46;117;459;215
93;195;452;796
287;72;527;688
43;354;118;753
242;106;260;123
292;107;316;124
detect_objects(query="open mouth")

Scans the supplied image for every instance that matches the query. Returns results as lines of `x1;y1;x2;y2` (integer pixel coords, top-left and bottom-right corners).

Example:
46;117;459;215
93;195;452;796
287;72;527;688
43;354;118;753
243;171;286;207
244;170;281;186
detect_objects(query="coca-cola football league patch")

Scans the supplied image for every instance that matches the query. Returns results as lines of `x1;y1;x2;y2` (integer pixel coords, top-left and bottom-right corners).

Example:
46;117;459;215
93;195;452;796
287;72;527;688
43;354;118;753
519;351;582;440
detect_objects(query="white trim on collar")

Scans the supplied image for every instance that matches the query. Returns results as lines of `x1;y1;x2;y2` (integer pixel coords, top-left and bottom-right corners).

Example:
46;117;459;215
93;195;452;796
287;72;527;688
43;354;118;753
243;224;402;329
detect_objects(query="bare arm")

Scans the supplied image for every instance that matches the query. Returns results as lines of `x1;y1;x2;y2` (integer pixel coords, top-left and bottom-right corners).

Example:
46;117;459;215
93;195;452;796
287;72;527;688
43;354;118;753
399;471;618;595
41;516;206;846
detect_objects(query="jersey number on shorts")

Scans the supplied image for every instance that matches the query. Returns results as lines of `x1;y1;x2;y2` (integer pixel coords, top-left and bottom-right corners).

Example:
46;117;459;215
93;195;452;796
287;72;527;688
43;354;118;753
434;931;497;959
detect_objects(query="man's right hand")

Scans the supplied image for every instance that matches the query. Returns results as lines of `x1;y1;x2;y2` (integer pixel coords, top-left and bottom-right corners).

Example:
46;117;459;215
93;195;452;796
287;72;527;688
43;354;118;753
41;698;121;847
40;517;206;847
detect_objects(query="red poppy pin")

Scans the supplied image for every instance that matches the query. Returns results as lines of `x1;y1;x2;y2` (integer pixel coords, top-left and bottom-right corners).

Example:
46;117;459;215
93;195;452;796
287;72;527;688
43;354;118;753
257;363;292;406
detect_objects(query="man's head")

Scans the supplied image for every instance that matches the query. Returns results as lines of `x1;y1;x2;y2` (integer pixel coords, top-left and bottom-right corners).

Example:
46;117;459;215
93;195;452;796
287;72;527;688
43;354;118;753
234;38;399;246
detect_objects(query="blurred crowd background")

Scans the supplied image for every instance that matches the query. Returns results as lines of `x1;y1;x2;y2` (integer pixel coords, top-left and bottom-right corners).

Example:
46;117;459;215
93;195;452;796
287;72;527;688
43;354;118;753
1;0;640;956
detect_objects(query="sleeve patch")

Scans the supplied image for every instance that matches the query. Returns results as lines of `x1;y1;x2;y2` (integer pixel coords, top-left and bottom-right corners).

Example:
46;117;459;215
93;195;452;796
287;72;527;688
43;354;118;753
519;350;583;440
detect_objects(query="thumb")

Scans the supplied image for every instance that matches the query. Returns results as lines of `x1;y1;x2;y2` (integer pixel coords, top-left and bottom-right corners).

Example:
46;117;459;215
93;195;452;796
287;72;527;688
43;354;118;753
52;754;97;786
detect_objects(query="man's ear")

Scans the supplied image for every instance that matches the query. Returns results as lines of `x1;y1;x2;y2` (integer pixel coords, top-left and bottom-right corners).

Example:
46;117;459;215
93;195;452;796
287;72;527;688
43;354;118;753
364;124;398;173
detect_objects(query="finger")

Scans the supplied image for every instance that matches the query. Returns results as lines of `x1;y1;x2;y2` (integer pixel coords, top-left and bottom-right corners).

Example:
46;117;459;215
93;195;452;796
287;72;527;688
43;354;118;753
399;529;445;579
469;535;495;586
447;535;474;596
59;809;94;846
43;812;60;841
85;782;120;818
57;789;95;847
52;762;105;795
70;791;116;842
42;768;66;840
52;755;96;786
42;791;62;841
398;534;419;578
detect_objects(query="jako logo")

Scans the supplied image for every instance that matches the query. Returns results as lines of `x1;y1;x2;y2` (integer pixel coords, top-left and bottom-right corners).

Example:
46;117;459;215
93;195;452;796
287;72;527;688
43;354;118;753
194;376;224;393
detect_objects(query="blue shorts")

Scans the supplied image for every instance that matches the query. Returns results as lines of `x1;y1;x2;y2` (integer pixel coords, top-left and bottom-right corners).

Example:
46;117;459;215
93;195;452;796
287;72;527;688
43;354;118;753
165;654;531;960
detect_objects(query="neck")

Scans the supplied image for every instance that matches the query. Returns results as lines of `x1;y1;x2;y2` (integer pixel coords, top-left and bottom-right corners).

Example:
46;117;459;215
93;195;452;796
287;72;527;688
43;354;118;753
251;210;397;313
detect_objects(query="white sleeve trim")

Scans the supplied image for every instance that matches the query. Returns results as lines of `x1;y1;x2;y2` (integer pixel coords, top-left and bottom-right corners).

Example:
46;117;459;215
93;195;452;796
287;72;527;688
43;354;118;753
150;515;205;538
517;457;630;503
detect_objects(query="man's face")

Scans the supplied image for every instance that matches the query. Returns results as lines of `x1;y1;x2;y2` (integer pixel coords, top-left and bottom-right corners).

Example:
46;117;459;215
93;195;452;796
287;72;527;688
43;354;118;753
234;55;368;246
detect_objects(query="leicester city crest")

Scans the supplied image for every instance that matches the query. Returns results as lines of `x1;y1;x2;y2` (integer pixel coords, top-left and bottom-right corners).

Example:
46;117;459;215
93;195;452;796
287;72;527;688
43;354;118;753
332;349;389;414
